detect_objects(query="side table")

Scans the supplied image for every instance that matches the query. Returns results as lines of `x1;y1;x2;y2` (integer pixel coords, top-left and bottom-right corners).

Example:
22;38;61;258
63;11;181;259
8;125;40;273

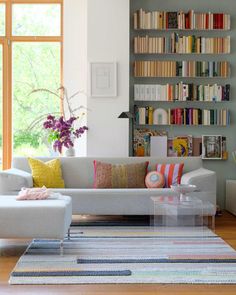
151;195;215;234
226;180;236;216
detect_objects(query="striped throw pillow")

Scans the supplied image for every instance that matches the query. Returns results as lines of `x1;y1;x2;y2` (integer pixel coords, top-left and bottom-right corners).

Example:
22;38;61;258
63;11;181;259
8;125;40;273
156;163;184;188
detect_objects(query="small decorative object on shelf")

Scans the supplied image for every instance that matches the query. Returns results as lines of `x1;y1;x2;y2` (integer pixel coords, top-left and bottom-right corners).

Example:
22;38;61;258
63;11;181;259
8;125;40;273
202;135;227;160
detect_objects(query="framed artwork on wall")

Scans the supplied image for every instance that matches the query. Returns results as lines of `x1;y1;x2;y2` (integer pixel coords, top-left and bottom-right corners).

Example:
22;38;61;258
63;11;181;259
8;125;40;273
89;62;117;97
202;135;222;160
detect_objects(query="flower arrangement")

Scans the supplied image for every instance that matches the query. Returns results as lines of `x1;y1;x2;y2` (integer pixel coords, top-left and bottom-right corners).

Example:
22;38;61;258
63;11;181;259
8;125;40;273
29;86;88;154
43;115;88;154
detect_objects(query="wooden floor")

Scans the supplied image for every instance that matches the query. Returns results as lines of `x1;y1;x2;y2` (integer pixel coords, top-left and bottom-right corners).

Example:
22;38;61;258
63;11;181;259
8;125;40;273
1;211;236;295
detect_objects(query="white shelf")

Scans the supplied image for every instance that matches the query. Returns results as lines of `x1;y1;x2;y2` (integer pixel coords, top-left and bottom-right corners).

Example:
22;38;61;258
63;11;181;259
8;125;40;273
134;29;230;32
134;100;229;103
134;53;230;55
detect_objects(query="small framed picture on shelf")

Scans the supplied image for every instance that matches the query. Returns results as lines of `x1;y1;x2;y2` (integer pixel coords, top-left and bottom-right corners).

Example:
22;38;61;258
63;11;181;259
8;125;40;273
202;135;222;160
89;62;117;97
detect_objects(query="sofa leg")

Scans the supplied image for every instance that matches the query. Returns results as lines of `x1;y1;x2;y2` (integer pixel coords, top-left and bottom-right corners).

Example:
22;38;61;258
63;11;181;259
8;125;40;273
67;228;71;240
60;240;64;256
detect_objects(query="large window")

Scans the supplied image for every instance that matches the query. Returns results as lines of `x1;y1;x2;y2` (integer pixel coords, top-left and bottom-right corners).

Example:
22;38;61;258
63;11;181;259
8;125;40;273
0;0;63;169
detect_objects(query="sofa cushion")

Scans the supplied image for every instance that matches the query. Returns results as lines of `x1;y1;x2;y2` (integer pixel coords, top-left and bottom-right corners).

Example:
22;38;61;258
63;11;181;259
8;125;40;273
156;163;184;188
28;158;65;188
94;161;149;188
145;171;165;188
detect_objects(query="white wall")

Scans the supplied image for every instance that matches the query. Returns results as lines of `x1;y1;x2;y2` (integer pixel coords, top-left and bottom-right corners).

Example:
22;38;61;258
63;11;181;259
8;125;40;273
64;0;87;156
64;0;130;157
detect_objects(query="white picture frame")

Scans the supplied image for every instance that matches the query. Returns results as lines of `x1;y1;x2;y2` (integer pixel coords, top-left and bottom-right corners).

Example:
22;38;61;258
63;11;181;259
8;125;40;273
202;135;222;160
89;62;117;97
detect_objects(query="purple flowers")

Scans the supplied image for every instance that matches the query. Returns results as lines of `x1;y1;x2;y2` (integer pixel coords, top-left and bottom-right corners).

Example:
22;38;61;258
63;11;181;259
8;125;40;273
43;115;88;154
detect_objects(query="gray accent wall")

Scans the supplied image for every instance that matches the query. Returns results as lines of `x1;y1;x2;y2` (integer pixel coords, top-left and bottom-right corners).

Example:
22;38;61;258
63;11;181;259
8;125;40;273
130;0;236;208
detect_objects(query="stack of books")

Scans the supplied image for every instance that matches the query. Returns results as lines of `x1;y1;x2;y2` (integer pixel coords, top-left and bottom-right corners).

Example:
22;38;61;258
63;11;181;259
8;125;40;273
133;9;230;30
134;83;230;101
134;34;230;54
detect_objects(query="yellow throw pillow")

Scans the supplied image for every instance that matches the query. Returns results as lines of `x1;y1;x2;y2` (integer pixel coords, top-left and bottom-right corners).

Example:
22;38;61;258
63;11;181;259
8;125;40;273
28;158;65;188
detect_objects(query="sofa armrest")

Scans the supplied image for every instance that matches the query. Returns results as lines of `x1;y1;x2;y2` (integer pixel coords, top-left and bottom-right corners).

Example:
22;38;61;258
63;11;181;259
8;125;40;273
0;168;33;194
181;168;216;207
181;168;216;192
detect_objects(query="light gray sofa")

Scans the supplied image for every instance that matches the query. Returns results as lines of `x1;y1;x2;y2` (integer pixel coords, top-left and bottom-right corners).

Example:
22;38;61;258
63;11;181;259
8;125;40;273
0;157;216;215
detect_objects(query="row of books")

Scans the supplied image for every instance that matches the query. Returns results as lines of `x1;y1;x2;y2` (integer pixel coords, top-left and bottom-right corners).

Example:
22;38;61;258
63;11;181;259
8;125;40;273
134;83;230;102
134;34;230;54
134;61;230;77
133;9;230;30
135;106;230;126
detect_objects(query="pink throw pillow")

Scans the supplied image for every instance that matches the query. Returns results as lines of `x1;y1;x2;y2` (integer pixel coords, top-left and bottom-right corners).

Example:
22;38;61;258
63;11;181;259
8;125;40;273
16;186;51;200
145;171;165;188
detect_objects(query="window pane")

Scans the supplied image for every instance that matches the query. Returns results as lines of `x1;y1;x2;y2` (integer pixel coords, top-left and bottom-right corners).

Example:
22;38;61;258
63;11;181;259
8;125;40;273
12;42;61;157
12;4;61;36
0;4;5;36
0;46;2;169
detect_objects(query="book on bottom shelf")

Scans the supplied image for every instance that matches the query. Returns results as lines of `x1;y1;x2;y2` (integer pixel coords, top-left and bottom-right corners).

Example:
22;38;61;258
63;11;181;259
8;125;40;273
133;129;227;159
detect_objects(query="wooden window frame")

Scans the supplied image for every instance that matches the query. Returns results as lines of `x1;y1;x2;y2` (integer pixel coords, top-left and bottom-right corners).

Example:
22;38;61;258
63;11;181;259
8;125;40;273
0;0;63;169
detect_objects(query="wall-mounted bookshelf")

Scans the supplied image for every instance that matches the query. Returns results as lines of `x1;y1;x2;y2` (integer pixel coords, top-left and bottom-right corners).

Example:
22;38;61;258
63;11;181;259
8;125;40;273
130;6;231;160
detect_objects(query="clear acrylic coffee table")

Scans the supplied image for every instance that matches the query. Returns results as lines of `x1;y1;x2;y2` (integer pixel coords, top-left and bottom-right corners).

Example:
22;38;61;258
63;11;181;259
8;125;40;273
151;195;215;236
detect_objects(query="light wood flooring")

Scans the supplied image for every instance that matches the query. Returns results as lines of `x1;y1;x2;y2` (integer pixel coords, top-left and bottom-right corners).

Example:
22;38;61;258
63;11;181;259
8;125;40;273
0;211;236;295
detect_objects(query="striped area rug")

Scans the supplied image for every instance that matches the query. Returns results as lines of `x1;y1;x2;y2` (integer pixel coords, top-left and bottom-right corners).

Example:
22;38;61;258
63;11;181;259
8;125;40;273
9;226;236;284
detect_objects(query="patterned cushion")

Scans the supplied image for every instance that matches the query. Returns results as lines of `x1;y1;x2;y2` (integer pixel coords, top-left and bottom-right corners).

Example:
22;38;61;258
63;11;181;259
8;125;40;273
28;158;65;188
145;171;165;188
156;163;184;188
93;161;149;188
